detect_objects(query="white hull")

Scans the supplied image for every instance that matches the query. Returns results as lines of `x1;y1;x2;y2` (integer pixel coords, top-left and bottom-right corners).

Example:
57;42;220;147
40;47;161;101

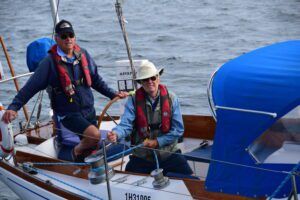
0;159;193;200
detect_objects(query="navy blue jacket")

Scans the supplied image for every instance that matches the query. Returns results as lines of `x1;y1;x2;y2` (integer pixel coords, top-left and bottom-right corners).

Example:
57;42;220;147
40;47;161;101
8;48;116;117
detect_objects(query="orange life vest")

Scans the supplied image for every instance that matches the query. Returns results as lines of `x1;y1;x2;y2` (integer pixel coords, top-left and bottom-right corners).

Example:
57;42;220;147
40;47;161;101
49;44;92;96
135;84;171;139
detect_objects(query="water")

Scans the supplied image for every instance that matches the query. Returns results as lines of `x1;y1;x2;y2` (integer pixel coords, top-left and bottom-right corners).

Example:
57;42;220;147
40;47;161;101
0;0;300;198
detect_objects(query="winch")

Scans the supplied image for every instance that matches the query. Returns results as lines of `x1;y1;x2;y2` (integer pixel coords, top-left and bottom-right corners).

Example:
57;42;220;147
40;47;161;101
150;168;169;189
84;150;114;184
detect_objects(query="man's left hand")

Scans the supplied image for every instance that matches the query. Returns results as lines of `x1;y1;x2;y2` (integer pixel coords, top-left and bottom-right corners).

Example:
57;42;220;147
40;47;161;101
143;139;158;148
116;91;128;99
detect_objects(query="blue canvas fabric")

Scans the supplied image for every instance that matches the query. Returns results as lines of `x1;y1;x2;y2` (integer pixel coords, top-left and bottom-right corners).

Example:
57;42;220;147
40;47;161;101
206;40;300;198
26;37;55;72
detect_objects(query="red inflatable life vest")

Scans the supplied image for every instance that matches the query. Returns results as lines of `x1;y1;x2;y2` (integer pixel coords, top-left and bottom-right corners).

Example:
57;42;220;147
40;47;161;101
49;44;92;96
135;84;171;139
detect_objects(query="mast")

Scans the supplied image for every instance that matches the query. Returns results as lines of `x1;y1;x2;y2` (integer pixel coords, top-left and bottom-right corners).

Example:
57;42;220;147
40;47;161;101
49;0;60;25
115;0;137;90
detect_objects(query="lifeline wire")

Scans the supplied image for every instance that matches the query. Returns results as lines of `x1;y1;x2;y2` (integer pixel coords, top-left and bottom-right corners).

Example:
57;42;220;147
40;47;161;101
29;162;88;166
52;126;292;176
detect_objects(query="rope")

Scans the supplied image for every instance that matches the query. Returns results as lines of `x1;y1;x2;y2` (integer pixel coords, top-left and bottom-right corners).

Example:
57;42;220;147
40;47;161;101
153;150;160;170
30;162;88;166
269;162;300;199
106;143;143;161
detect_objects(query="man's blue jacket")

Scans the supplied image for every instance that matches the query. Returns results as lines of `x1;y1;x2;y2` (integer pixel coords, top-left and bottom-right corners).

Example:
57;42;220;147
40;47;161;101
8;48;116;117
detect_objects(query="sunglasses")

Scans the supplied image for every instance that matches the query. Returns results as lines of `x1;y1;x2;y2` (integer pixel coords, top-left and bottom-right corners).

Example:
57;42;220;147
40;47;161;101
59;33;75;40
141;75;158;83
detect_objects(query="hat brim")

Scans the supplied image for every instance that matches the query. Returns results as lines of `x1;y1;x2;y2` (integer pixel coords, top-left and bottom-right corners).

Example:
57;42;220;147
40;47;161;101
135;68;164;81
57;28;74;35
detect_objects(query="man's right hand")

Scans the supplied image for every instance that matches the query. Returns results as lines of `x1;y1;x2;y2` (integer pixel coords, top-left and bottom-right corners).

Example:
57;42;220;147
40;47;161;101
2;110;17;124
107;131;118;143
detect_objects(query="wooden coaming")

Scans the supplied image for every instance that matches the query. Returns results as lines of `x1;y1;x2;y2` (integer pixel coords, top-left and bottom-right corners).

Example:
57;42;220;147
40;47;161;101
15;151;89;179
183;115;216;140
19;114;216;143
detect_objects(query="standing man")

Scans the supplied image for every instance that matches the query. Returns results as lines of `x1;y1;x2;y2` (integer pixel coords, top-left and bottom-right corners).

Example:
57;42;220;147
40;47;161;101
108;60;193;175
2;20;126;161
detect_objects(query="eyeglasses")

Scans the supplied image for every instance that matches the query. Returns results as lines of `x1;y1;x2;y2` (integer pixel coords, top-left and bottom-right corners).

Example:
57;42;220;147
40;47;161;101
59;33;75;40
141;76;158;83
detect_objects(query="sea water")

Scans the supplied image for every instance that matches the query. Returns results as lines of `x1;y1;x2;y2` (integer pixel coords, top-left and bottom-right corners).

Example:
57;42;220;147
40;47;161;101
0;0;300;199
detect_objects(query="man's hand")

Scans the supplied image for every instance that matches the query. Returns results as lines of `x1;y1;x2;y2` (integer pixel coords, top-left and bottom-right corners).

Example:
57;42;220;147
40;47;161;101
2;110;17;124
116;91;129;99
143;139;158;148
107;131;118;143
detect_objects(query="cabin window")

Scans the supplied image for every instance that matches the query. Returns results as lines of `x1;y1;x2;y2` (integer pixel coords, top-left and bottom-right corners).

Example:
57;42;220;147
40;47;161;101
247;106;300;164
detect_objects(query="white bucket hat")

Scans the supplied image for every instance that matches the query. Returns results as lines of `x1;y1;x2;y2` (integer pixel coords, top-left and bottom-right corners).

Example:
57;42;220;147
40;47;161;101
135;60;164;81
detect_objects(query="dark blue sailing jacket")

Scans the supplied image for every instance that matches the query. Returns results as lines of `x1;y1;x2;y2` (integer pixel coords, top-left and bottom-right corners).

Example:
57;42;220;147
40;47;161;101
8;48;116;117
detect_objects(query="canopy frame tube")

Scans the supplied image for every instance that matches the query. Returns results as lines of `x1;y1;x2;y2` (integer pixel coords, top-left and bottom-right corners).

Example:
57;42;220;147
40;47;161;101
215;105;277;118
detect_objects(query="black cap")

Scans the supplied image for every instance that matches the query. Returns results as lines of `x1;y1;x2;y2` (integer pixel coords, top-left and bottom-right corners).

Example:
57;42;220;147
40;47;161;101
55;20;74;35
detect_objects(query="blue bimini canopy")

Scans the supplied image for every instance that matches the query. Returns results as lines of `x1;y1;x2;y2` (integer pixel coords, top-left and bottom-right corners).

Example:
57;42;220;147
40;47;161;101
206;40;300;198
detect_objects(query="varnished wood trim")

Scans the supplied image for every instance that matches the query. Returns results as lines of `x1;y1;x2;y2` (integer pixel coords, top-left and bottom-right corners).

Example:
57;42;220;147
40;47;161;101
15;151;89;179
27;136;47;145
183;115;216;140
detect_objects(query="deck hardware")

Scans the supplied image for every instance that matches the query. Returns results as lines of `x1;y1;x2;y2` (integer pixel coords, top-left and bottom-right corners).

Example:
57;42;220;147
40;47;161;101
112;175;130;184
132;177;148;186
151;168;169;189
45;180;53;186
22;162;37;175
72;168;82;175
199;140;209;149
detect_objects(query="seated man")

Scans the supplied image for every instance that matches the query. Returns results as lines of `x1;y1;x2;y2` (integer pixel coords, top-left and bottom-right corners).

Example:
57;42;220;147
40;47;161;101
108;60;193;175
2;20;127;162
